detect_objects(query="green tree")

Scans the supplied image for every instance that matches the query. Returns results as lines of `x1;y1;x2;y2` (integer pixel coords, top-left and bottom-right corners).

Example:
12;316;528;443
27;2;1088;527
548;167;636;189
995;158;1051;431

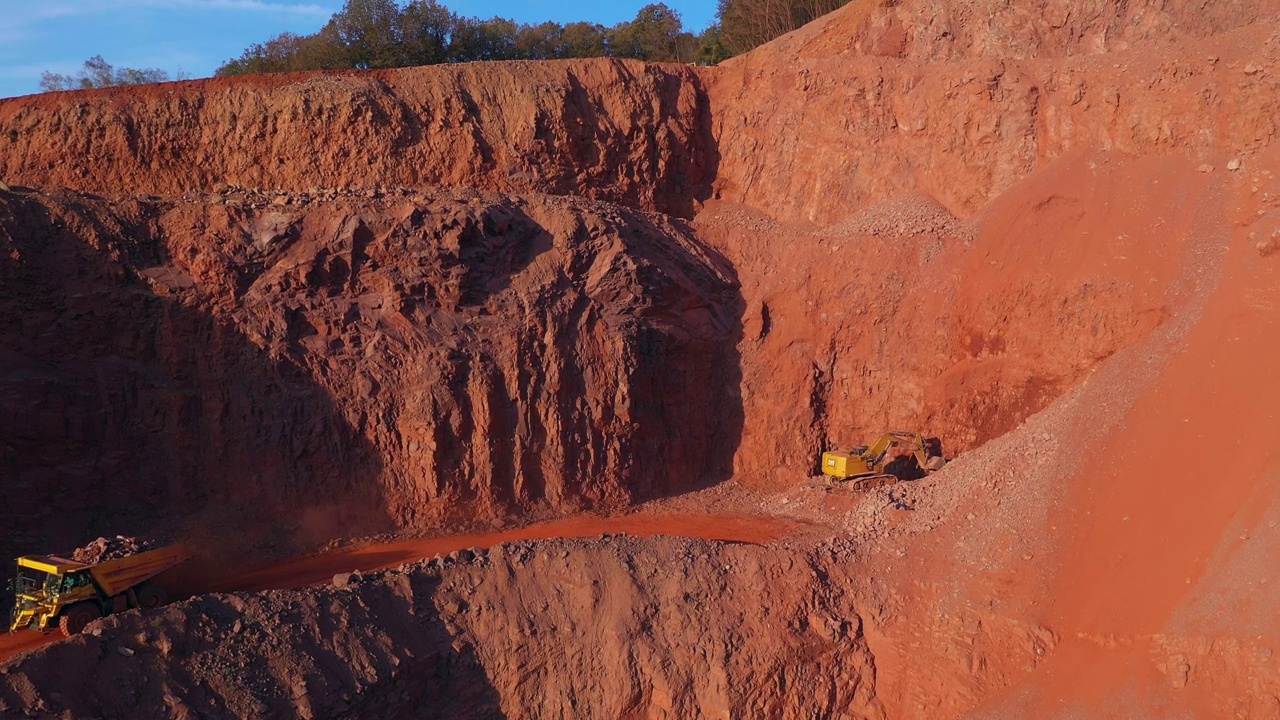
561;22;608;58
609;3;684;61
514;22;566;59
695;24;732;64
327;0;403;69
213;0;753;76
399;0;458;66
40;55;173;92
216;31;348;75
449;17;519;62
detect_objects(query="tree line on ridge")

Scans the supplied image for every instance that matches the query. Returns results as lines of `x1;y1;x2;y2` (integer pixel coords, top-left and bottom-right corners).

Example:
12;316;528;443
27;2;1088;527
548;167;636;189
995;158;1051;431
39;0;853;92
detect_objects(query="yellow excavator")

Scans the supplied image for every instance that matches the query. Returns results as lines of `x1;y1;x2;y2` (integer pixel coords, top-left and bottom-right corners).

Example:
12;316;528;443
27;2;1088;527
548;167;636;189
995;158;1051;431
8;544;190;636
821;431;946;489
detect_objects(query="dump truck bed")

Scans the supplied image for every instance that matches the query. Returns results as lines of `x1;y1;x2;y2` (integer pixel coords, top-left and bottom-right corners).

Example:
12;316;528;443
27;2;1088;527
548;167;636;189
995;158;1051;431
87;545;192;597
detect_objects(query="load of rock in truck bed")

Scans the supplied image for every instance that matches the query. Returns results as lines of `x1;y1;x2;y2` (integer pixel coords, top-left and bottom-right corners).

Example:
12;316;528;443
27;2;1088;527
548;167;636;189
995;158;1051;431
70;536;155;565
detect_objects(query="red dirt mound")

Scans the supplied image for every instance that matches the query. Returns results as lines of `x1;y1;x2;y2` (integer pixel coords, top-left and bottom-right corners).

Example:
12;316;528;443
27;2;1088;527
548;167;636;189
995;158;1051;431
764;0;1280;63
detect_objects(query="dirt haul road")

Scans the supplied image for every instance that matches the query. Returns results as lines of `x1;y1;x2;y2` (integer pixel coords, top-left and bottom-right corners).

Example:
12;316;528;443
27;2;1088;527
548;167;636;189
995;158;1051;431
0;512;801;666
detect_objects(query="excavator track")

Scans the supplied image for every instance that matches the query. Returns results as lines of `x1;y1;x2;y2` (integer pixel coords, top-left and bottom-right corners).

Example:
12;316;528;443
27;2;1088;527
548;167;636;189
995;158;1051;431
835;474;900;492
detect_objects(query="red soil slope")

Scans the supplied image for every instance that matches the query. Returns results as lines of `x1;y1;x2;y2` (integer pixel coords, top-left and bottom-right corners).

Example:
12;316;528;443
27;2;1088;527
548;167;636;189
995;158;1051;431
1001;148;1280;718
0;535;880;719
814;147;1253;718
707;0;1280;224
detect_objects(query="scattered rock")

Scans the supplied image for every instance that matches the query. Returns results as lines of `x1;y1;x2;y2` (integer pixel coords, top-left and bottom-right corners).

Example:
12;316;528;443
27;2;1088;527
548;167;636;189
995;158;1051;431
1197;164;1214;173
332;573;352;589
116;647;135;657
1227;159;1242;171
1168;654;1191;688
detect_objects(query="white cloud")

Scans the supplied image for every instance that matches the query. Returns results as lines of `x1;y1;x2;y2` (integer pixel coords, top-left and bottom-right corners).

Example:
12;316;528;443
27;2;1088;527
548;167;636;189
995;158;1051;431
0;0;331;51
127;0;331;15
0;62;78;82
6;0;330;24
0;0;339;98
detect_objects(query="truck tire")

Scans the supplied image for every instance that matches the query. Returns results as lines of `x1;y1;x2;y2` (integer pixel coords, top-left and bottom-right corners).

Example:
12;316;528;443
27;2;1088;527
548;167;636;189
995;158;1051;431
135;582;168;610
59;603;100;637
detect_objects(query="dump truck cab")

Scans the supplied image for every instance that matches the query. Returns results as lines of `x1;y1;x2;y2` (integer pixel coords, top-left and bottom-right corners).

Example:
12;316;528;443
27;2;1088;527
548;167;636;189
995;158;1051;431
8;544;191;636
9;556;100;634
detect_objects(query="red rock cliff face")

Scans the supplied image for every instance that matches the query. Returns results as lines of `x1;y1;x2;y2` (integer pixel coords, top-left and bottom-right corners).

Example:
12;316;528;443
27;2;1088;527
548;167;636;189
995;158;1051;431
697;148;1212;483
0;188;741;553
769;0;1280;63
705;0;1280;225
0;193;384;556
0;58;713;218
691;0;1280;482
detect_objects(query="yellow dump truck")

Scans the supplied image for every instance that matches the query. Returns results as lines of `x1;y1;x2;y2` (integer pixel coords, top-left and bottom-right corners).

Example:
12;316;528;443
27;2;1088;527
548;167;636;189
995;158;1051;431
821;431;946;488
9;544;191;636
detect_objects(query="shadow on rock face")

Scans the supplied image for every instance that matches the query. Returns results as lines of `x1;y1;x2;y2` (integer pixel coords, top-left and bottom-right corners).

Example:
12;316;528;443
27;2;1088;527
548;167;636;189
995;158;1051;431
0;188;748;564
0;190;393;567
390;198;746;515
614;216;744;499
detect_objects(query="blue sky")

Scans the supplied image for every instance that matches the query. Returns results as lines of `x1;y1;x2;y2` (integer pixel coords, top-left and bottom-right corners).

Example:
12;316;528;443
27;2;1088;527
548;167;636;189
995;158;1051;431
0;1;717;99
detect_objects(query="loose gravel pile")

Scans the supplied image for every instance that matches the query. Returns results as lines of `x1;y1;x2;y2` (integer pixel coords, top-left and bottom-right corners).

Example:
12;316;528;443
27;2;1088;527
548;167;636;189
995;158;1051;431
823;192;974;242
